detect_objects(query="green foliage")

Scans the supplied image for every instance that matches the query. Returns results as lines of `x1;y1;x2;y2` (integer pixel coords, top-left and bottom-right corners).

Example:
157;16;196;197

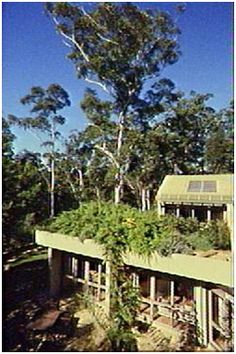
43;202;231;255
163;91;215;174
8;84;71;218
205;102;234;173
42;201;231;350
46;2;183;205
107;326;137;352
191;220;231;250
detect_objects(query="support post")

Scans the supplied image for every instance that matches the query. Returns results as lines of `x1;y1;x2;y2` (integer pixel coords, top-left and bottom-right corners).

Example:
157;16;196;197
48;248;62;297
136;274;139;287
132;273;136;287
170;280;175;306
161;205;165;215
72;257;78;277
170;280;175;326
191;208;195;219
105;261;111;316
223;209;227;221
208;290;213;344
150;276;156;321
84;260;90;292
194;286;209;346
97;263;102;301
207;208;211;222
176;206;180;218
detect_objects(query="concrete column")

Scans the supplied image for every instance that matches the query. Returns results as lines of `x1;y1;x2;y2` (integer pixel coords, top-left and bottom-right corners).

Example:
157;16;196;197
208;290;213;344
136;274;139;287
97;263;102;301
170;280;175;306
161;206;165;215
194;285;208;346
72;257;78;277
84;260;90;292
157;202;164;215
170;280;175;326
150;276;156;320
48;248;62;297
132;273;139;288
226;204;233;246
105;261;111;316
84;260;90;281
223;209;227;221
176;206;180;218
191;208;195;219
132;273;136;287
207;208;211;222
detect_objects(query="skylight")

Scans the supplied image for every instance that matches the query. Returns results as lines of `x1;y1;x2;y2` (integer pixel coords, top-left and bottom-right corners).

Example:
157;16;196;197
187;181;216;193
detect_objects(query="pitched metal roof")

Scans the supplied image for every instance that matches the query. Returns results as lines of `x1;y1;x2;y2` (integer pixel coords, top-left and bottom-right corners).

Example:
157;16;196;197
156;174;233;204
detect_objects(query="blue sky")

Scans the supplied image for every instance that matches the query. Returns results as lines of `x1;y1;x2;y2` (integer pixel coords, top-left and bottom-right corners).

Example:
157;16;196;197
2;2;234;153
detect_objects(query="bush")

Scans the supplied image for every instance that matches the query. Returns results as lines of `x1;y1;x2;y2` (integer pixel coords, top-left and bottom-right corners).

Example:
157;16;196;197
42;201;231;255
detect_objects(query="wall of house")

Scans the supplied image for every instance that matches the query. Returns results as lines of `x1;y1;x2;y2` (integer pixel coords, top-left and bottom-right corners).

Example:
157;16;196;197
45;243;233;350
36;230;233;288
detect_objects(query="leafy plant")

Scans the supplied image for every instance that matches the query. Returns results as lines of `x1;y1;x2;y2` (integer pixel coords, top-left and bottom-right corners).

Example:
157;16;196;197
43;202;231;255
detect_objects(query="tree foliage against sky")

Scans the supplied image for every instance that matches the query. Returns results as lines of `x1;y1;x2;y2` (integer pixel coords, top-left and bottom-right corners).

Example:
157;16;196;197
46;2;182;204
8;84;71;217
3;2;234;241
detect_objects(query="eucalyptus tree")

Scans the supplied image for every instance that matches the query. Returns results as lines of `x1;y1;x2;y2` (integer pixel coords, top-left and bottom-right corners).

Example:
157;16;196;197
13;150;49;229
8;84;70;217
2;118;18;238
205;101;234;173
125;125;172;210
162;91;215;174
121;78;180;209
46;2;182;204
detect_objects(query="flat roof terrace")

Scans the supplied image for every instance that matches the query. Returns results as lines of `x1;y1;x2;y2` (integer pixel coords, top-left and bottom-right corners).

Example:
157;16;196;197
35;230;233;288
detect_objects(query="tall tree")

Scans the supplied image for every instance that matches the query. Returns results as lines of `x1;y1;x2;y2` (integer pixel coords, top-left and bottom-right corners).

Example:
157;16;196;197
2;118;18;238
2;121;49;242
162;91;215;174
46;2;182;204
205;101;234;173
8;84;70;217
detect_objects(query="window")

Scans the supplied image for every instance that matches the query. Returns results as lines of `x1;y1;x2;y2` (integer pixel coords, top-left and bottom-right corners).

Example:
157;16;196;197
165;204;177;216
179;206;192;218
211;206;225;220
194;206;208;222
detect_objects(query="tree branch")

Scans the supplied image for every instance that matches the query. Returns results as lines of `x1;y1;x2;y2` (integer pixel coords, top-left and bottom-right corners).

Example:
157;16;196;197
94;144;119;168
81;7;119;45
84;76;110;94
52;16;90;63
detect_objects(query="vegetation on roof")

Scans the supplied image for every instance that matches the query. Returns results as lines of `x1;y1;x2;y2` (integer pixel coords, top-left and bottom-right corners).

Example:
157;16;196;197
41;201;231;256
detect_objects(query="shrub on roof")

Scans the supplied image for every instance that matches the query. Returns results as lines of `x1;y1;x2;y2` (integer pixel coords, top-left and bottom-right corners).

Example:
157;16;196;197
41;201;231;256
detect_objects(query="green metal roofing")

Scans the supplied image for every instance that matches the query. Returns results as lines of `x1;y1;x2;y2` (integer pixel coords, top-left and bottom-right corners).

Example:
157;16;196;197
156;174;233;204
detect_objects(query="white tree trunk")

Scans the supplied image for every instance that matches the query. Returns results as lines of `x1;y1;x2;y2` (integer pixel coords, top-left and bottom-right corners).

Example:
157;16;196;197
114;112;124;205
50;156;55;218
115;183;121;205
78;168;84;188
146;189;150;210
141;187;146;211
50;121;55;218
95;186;100;202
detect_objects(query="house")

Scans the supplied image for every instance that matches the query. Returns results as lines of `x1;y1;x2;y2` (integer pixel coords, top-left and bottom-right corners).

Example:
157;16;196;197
35;174;234;351
156;174;233;236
